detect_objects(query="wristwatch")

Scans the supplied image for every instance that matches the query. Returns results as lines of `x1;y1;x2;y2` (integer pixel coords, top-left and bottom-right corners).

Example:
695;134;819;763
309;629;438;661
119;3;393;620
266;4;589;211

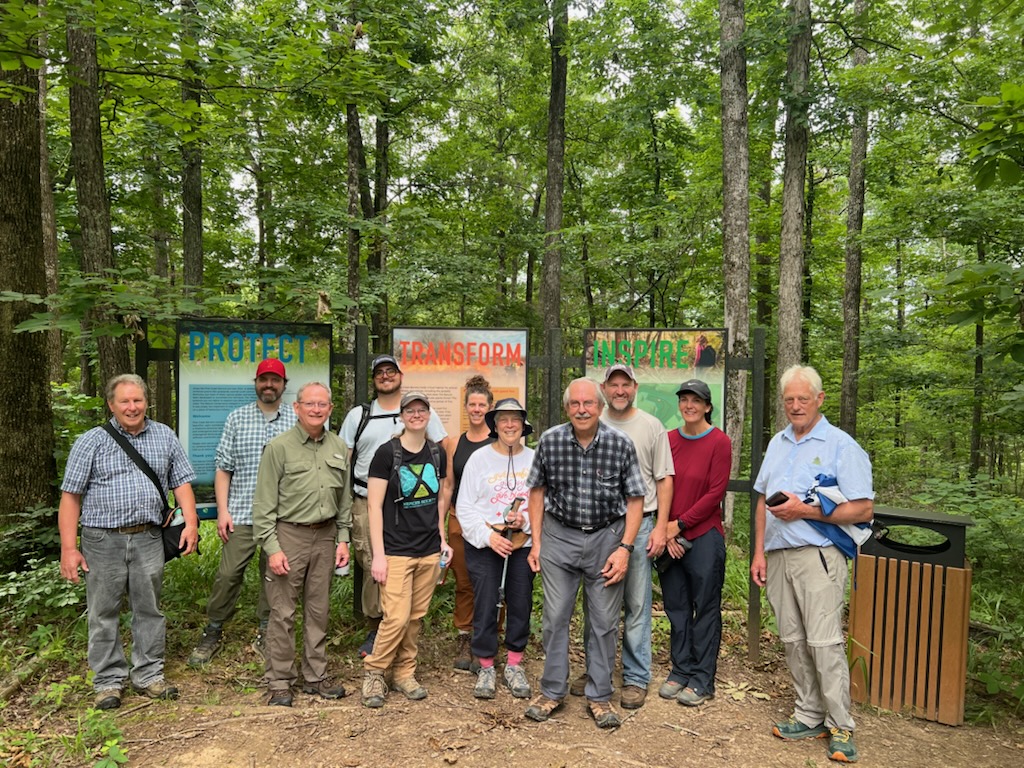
618;542;635;553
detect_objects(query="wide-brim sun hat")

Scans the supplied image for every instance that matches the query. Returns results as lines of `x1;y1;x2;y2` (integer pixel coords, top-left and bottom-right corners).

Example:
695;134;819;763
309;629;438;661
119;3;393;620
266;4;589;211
485;397;533;438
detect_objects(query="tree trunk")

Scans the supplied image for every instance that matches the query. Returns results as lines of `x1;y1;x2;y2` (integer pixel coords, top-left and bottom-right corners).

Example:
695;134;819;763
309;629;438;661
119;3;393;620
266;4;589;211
369;109;390;351
38;1;63;385
0;33;59;536
525;186;542;306
150;156;173;425
719;0;750;538
180;0;203;294
970;241;985;479
840;0;869;437
66;13;131;383
775;0;811;428
345;102;363;344
540;0;569;429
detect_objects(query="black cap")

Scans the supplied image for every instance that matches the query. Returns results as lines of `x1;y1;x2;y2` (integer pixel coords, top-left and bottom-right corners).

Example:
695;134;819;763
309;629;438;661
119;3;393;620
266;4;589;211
675;379;712;403
371;354;402;374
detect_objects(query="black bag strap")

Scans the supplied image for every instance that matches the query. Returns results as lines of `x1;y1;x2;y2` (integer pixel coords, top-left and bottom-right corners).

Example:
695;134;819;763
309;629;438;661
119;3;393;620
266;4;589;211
101;422;171;518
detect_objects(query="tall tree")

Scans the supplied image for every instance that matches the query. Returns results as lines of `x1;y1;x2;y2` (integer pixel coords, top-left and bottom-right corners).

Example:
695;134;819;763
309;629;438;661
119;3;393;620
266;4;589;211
66;10;131;383
719;0;750;535
0;23;58;536
180;0;204;293
775;0;811;427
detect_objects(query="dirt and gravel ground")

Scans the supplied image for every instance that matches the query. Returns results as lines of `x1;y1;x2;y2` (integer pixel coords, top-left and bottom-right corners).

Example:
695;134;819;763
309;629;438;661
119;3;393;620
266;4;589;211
42;627;1018;768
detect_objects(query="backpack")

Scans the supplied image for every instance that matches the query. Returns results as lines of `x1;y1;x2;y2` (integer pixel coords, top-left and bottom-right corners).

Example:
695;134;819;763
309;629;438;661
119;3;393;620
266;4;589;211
388;436;442;525
349;401;401;492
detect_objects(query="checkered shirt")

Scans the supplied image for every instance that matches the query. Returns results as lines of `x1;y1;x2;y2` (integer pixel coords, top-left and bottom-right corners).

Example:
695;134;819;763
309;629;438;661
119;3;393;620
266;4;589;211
526;421;646;528
215;401;297;525
61;417;196;528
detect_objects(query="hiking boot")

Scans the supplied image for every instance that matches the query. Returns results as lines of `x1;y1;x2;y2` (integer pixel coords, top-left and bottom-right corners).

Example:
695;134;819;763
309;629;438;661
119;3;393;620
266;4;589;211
302;679;346;699
569;672;588;697
773;715;829;741
358;629;378;658
474;667;497;699
658;679;684;699
827;728;859;762
268;688;293;707
587;699;622;729
392;676;427;701
94;688;121;710
453;633;473;671
132;679;178;700
503;665;531;698
524;694;563;722
251;630;266;661
620;684;647;709
187;626;222;667
677;687;713;707
361;671;387;708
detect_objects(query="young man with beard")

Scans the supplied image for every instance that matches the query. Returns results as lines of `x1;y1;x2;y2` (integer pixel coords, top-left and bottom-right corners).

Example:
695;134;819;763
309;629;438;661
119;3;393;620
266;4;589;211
189;358;297;666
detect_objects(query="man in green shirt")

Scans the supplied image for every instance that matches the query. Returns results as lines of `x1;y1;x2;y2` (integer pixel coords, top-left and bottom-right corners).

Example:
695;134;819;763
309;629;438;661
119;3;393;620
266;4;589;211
253;382;352;707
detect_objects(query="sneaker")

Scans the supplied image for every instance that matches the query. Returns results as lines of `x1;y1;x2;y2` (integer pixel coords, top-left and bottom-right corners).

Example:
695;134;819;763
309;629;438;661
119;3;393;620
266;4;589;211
302;679;346;699
474;667;497;699
361;671;387;708
658;679;683;699
676;687;713;707
772;715;829;741
620;684;648;709
268;688;293;707
94;688;121;710
252;630;266;661
587;699;622;729
187;626;222;667
827;728;859;762
503;665;531;698
392;676;427;701
569;672;588;697
454;633;473;671
358;629;378;658
132;679;179;700
524;694;563;722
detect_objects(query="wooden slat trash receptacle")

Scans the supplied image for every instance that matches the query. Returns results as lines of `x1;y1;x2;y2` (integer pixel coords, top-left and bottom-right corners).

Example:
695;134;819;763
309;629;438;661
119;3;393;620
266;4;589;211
849;506;973;726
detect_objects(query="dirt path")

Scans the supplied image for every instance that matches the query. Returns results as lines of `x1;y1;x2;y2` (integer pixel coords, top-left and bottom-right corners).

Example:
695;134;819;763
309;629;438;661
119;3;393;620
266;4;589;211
110;641;1021;768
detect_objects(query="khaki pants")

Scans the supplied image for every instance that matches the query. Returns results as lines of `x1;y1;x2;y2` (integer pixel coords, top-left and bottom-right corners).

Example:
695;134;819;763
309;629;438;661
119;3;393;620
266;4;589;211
206;523;269;627
351;496;382;620
364;553;440;681
447;513;475;633
264;521;335;690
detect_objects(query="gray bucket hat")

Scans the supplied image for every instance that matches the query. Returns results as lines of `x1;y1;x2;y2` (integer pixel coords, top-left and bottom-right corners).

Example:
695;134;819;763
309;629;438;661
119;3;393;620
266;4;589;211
484;397;533;438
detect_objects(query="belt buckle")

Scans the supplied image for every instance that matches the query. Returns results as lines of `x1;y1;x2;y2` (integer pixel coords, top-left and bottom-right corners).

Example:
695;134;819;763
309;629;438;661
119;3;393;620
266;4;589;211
580;524;597;533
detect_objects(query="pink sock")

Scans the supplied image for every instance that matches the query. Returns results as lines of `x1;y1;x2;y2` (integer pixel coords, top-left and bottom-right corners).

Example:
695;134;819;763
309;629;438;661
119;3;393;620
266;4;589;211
479;657;495;668
506;651;523;667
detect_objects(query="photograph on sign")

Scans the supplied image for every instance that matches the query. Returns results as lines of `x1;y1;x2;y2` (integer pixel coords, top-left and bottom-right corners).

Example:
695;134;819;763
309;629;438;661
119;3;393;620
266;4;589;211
392;327;529;440
584;328;727;431
177;319;333;506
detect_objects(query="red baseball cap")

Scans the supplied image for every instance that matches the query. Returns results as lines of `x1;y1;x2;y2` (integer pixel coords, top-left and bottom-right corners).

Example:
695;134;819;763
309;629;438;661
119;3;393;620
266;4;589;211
256;358;287;379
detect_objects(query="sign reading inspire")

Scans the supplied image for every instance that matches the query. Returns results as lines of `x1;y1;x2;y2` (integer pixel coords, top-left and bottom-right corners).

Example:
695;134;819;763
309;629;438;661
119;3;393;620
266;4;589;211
186;331;311;364
591;336;693;369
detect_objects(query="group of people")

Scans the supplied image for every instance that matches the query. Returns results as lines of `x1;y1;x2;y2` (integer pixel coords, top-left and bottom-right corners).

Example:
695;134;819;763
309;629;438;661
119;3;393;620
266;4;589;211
59;356;872;764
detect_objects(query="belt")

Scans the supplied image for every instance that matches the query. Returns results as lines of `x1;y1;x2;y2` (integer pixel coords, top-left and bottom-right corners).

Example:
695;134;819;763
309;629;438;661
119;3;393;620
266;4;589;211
112;523;155;534
282;519;333;530
642;511;655;518
549;514;621;534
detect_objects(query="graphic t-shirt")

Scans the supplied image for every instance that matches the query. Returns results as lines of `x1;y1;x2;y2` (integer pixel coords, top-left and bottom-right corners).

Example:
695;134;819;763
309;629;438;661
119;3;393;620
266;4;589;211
368;440;447;557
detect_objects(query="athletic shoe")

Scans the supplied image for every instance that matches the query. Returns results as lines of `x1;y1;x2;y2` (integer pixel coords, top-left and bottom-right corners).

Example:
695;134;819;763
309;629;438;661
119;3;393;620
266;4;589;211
773;715;829;740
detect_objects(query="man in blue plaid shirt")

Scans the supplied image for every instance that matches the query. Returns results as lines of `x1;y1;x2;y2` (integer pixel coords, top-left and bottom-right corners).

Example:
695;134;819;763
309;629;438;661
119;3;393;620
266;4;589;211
59;374;197;710
188;358;297;667
524;377;645;729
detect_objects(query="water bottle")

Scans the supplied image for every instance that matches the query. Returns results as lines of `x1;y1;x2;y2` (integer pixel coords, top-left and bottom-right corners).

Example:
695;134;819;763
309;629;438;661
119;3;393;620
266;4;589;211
334;563;350;577
437;551;449;585
168;508;185;531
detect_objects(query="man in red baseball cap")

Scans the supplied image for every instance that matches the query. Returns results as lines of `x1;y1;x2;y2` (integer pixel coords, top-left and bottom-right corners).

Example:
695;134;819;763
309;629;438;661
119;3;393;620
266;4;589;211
188;358;297;667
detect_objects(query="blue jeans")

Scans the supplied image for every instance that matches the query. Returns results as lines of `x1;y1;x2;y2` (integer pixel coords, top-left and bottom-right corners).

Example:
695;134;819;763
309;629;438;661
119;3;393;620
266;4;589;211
582;514;654;688
81;526;166;691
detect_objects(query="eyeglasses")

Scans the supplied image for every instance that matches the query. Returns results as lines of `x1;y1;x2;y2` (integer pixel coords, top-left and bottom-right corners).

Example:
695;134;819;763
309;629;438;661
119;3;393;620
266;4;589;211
374;368;400;379
568;400;598;410
402;408;429;416
298;401;330;409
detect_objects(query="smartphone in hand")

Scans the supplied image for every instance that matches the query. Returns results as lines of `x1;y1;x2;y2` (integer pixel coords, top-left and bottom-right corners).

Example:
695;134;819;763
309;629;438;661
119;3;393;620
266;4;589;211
766;491;788;507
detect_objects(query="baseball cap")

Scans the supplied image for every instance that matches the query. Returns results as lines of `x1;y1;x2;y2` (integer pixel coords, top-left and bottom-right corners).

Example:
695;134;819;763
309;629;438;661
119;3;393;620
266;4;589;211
371;354;402;374
603;364;637;383
676;379;712;403
256;358;286;378
400;391;430;410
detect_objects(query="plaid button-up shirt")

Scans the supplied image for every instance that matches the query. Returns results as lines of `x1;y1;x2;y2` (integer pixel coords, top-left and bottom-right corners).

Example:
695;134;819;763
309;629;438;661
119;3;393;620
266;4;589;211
61;417;196;529
215;401;297;525
526;421;646;528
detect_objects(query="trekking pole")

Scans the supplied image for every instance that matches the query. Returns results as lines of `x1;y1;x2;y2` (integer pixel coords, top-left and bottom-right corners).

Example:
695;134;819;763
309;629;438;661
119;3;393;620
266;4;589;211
496;497;524;610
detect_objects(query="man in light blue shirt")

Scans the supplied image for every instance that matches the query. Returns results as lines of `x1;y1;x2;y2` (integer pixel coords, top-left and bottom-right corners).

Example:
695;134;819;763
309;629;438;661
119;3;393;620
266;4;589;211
752;365;873;764
188;358;297;666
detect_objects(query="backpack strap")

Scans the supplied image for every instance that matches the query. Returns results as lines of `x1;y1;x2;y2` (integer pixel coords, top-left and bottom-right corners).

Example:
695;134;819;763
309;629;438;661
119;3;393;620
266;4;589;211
349;402;373;491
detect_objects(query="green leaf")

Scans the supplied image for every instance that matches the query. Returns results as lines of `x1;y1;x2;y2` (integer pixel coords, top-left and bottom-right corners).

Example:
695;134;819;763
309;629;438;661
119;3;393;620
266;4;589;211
997;157;1022;184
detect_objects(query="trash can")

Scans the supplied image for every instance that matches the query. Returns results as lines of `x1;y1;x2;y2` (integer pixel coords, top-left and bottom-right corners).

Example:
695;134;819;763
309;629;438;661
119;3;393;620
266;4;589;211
849;505;973;726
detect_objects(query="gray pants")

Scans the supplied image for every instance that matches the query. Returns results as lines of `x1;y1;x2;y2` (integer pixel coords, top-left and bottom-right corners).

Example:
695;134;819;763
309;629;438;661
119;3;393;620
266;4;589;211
539;516;625;702
206;523;269;627
81;525;166;691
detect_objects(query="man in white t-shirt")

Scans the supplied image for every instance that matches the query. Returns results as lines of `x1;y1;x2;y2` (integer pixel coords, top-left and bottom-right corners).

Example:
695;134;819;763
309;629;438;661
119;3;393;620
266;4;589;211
339;354;447;656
